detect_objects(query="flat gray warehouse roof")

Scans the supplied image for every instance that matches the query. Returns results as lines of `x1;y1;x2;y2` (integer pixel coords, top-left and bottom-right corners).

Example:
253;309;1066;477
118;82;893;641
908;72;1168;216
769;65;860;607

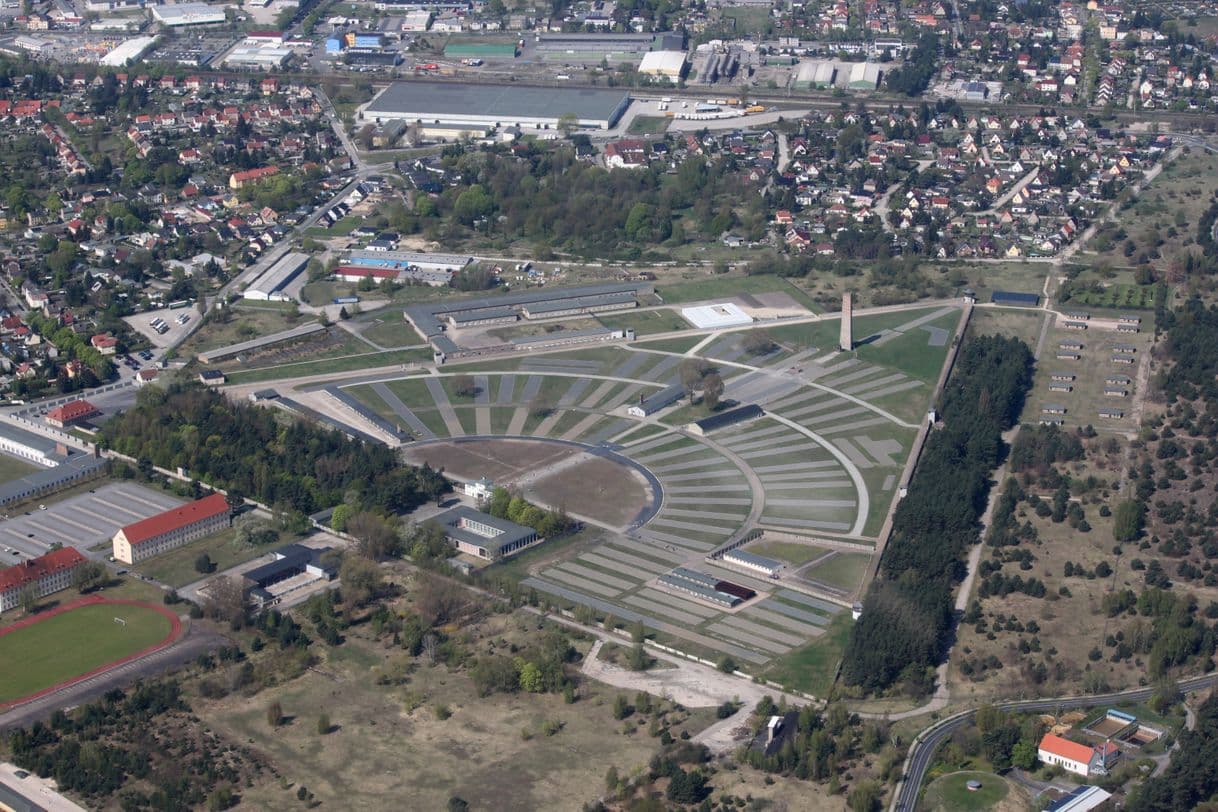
364;81;630;128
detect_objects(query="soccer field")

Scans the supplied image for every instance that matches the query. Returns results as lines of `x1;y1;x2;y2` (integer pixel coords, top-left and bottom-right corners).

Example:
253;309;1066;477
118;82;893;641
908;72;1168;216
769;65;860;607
0;600;175;704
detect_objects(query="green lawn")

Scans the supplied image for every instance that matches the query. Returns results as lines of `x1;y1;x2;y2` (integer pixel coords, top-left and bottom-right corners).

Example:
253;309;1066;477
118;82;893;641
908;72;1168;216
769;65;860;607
223;348;432;384
856;311;958;384
748;541;830;566
134;527;268;588
0;603;172;703
759;612;851;696
922;771;1011;811
802;552;870;591
0;454;36;485
657;275;821;312
627;115;672;135
596;308;691;335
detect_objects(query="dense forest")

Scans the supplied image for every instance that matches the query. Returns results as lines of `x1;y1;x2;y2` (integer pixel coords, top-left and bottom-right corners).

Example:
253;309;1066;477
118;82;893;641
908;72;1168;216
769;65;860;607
1158;297;1218;401
1127;692;1218;811
101;384;448;515
840;335;1034;693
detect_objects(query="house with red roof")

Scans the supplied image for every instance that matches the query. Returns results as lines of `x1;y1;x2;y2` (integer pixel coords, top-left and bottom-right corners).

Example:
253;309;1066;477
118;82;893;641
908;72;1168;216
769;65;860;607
90;332;118;355
112;493;231;564
45;399;100;428
1037;733;1120;777
0;547;85;613
228;165;279;190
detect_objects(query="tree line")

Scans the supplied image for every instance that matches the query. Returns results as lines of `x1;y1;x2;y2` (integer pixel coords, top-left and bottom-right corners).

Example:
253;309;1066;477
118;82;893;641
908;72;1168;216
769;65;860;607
840;335;1034;694
101;384;449;515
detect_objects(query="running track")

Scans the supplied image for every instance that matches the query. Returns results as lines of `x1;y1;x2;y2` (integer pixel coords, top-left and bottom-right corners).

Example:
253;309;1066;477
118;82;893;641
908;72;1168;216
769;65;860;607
0;595;183;709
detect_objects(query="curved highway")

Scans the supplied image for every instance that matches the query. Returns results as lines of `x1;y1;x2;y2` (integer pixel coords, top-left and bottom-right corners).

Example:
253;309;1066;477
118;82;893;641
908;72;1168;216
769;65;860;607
890;672;1218;811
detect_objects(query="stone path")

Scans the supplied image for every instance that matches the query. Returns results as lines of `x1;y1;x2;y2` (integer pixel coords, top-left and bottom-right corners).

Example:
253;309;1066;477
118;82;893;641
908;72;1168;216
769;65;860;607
507;407;528;435
371;382;434;439
561;412;603;441
496;374;516;405
424;377;464;436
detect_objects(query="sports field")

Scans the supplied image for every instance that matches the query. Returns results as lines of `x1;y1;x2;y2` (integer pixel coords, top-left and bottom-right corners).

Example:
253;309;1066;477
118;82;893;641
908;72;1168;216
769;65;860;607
0;597;178;705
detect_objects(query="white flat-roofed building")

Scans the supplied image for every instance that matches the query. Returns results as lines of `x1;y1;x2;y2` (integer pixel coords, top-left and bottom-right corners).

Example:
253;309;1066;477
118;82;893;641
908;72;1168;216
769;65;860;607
638;49;687;81
100;36;158;66
681;302;753;329
151;3;226;26
362;81;631;131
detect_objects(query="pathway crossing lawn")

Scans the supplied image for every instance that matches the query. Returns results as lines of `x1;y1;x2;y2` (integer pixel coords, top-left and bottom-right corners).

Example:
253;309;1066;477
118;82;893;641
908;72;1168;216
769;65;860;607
346;384;397;423
759;612;852;696
631;336;706;354
0;603;171;703
549;409;597;439
765;321;839;353
134;528;263;588
385;377;440;410
748;541;831;566
802;551;870;591
403;406;450;439
856;310;958;384
596;309;691;335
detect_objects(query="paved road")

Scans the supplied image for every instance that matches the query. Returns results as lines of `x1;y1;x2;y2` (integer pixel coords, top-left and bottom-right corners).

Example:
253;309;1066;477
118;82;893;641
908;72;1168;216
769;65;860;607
889;672;1218;812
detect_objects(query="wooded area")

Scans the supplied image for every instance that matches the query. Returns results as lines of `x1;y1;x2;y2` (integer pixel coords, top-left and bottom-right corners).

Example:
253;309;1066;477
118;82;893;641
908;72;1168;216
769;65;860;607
1127;692;1218;811
841;335;1033;694
101;384;449;514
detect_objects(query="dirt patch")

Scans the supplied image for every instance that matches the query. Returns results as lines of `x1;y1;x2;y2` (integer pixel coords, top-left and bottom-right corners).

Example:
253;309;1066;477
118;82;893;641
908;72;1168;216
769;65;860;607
525;455;653;528
403;438;575;484
402;438;654;527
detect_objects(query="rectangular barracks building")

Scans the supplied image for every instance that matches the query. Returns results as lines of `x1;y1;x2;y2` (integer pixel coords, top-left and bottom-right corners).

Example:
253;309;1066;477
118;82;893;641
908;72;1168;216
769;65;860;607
112;493;230;564
361;81;631;131
0;547;85;613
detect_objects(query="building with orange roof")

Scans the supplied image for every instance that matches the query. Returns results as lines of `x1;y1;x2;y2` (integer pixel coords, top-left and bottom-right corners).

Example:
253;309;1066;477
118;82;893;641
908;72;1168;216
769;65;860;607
0;547;85;612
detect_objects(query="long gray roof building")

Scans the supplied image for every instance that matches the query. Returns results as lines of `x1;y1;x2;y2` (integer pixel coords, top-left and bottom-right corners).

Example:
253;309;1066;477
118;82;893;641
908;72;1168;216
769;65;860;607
362;81;631;130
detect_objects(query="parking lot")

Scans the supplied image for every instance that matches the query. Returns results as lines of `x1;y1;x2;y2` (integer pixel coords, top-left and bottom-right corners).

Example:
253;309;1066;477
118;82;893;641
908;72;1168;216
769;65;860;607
123;306;196;349
0;483;184;563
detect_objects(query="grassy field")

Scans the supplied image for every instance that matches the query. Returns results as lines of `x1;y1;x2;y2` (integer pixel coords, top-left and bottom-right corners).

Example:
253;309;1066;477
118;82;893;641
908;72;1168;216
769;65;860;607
134;527;268;588
1058;282;1161;310
360;314;426;348
747;541;830;566
966;308;1045;348
802;552;870;591
856;309;959;384
0;602;171;703
196;606;711;811
1017;319;1152;432
657;274;821;312
626;115;671;135
922;771;1016;812
0;454;36;484
759;612;851;696
180;306;305;355
596;308;691;336
223;348;432;384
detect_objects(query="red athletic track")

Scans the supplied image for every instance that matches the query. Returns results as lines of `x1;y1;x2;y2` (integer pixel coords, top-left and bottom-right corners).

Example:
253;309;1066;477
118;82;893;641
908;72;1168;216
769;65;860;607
0;595;183;709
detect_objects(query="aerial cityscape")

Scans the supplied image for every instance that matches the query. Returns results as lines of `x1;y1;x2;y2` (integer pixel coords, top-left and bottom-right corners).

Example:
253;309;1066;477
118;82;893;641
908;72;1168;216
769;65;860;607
0;0;1217;809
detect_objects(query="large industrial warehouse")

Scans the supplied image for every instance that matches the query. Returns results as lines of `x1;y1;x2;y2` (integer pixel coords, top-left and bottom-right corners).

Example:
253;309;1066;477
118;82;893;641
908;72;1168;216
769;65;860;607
361;81;631;131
